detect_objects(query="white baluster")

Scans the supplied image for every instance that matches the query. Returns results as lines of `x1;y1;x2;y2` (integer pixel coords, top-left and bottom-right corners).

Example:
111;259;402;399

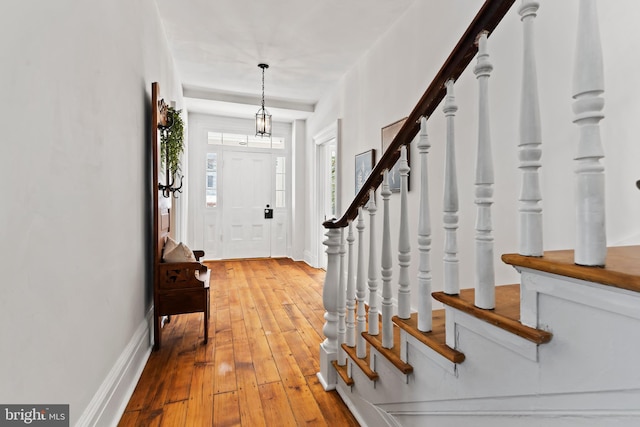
356;208;367;359
573;0;606;266
397;145;412;318
473;32;495;309
318;227;340;390
381;170;394;348
417;116;433;332
519;0;543;257
345;222;356;348
442;79;460;295
367;189;380;336
337;228;347;365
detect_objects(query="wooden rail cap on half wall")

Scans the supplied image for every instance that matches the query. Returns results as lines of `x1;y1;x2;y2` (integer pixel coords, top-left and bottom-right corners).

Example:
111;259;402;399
502;246;640;294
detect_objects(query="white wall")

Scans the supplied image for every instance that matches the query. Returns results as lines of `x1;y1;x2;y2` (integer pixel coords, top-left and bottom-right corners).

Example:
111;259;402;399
0;0;182;424
307;0;640;302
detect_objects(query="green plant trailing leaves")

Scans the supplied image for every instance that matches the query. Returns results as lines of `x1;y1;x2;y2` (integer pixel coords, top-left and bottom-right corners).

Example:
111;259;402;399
160;106;184;179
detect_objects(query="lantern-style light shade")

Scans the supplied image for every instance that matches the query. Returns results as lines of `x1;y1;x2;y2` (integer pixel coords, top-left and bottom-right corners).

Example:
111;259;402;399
256;106;272;137
256;63;272;137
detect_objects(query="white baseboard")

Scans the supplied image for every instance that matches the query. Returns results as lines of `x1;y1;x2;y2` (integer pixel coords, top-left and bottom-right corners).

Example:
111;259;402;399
76;308;154;427
304;250;319;268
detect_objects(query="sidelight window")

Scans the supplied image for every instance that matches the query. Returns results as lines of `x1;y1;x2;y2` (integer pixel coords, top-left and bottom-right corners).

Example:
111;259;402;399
275;156;286;208
206;152;217;207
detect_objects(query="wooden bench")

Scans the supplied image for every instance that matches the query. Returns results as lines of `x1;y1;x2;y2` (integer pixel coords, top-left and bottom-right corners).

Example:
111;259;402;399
152;82;209;350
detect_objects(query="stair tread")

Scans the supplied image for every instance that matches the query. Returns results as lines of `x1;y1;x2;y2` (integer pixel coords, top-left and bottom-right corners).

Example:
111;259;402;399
432;284;552;344
332;360;354;386
363;325;413;374
341;343;379;381
393;311;465;363
502;245;640;293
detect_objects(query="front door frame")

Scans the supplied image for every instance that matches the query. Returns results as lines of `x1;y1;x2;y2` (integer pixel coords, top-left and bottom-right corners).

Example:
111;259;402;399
187;114;291;260
312;119;341;269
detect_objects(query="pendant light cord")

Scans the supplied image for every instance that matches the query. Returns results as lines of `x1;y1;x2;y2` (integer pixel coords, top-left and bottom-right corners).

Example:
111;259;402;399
258;63;269;111
261;66;265;109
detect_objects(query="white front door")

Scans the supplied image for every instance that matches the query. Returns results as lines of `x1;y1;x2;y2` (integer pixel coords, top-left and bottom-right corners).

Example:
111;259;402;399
223;151;273;259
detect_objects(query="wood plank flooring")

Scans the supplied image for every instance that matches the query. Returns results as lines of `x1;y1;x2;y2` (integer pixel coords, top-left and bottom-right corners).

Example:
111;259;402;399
119;258;359;427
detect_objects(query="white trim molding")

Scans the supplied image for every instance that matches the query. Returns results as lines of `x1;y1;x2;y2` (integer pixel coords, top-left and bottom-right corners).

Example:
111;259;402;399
311;119;342;269
76;308;153;427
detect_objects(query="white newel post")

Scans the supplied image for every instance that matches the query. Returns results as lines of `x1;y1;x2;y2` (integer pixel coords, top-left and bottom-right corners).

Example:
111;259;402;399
318;227;341;390
442;79;460;295
345;222;356;348
417;116;433;332
356;208;367;358
519;0;543;257
397;145;412;318
367;189;380;336
337;228;347;365
473;32;496;310
381;170;394;348
573;0;606;266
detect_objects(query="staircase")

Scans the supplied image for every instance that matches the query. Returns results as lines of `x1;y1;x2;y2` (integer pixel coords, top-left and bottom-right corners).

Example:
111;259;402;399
328;247;640;426
317;1;640;426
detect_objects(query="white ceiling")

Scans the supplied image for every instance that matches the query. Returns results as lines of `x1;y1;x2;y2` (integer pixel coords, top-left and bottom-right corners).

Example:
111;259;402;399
155;0;418;121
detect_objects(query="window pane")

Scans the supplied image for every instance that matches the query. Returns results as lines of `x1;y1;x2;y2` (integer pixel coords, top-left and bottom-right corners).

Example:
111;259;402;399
331;150;336;215
206;153;217;171
223;133;248;147
206;191;217;207
205;153;217;207
209;132;284;149
275;156;285;208
247;135;272;149
208;132;223;145
206;155;216;171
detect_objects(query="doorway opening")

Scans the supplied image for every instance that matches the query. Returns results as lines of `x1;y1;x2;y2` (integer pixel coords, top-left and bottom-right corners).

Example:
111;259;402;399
313;120;341;269
201;130;289;260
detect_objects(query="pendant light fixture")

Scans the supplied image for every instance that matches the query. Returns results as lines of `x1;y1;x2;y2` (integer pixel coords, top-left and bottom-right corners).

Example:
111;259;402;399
256;63;272;137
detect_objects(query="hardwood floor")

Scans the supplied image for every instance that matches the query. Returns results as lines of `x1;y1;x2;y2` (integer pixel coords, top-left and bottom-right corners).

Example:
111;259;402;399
119;258;359;426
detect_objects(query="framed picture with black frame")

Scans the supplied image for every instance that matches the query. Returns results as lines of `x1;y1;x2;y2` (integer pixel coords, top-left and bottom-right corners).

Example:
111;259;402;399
355;149;376;195
381;117;410;192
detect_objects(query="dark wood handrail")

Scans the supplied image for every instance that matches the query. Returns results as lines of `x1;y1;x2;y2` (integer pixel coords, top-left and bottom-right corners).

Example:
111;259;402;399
324;0;516;229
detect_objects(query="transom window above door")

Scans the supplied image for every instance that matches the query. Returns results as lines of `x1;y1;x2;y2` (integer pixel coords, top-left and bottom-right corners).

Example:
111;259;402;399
207;131;284;150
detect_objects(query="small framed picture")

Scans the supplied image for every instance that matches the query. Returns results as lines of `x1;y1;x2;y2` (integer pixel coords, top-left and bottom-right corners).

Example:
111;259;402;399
381;117;410;192
355;149;376;194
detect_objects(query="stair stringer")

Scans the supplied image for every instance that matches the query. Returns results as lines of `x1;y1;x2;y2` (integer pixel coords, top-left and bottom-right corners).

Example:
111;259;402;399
379;388;640;427
334;271;640;427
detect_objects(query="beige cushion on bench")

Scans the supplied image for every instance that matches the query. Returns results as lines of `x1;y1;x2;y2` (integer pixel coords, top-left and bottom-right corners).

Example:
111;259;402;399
163;240;196;263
